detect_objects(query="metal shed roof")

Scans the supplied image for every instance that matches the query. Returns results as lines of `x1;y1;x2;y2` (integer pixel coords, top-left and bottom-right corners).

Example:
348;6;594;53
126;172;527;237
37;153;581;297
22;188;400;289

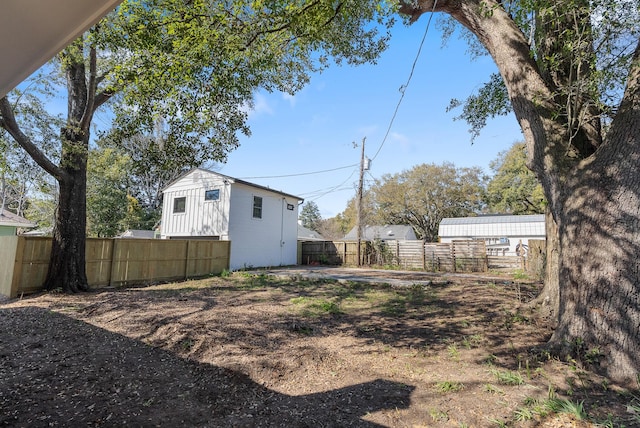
440;214;545;225
439;214;545;238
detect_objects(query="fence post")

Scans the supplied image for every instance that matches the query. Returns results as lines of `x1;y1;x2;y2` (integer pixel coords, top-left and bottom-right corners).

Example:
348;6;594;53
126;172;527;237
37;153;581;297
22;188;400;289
452;242;457;272
10;236;25;298
109;238;120;287
185;240;191;280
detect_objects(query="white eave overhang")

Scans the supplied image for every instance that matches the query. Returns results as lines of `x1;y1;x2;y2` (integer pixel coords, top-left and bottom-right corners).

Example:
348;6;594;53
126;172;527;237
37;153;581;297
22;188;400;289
0;0;123;98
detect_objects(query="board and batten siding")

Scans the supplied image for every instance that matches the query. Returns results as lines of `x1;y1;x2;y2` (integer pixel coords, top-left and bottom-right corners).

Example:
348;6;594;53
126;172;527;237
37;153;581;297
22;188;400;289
161;168;302;270
161;170;231;239
227;182;299;270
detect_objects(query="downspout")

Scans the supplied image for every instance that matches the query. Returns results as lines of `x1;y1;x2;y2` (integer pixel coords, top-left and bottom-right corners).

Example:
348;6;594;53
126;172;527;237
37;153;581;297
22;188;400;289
280;197;285;266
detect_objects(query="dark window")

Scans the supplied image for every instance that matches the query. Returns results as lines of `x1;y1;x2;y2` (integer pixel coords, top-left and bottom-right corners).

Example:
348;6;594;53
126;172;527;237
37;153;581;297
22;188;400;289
287;203;294;211
252;196;263;219
205;189;220;201
173;197;186;213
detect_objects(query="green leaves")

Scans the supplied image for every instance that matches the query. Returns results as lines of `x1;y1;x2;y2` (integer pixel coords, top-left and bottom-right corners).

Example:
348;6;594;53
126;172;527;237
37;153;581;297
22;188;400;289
92;0;396;162
300;201;322;232
369;162;487;241
486;143;545;214
447;73;511;140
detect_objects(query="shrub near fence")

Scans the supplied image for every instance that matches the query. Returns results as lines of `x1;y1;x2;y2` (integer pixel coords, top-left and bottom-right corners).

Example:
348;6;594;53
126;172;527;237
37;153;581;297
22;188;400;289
0;236;230;298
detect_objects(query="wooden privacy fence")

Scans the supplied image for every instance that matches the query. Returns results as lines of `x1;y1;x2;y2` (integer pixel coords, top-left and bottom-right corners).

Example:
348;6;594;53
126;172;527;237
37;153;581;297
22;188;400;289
300;240;489;272
0;236;230;298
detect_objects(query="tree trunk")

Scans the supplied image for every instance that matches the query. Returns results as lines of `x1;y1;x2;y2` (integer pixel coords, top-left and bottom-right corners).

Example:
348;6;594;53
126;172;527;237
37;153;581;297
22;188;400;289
44;127;90;293
42;40;95;293
531;207;560;326
549;104;640;385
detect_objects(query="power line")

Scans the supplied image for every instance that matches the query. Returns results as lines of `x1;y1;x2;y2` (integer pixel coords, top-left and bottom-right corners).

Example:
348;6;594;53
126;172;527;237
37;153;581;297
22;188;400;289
370;0;439;162
304;168;358;203
246;2;439;209
239;163;357;180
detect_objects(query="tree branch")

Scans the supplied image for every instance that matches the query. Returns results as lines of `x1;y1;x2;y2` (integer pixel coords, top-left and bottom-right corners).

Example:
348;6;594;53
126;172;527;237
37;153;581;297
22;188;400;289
606;38;640;149
0;96;65;181
80;46;98;131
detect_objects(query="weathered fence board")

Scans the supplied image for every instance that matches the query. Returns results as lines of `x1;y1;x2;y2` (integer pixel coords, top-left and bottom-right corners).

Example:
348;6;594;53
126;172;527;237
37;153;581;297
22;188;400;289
300;239;489;272
0;236;230;298
300;239;541;274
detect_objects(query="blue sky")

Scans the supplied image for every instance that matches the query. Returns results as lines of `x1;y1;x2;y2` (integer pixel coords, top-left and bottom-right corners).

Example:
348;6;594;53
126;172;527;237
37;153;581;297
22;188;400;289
218;19;524;218
28;15;524;219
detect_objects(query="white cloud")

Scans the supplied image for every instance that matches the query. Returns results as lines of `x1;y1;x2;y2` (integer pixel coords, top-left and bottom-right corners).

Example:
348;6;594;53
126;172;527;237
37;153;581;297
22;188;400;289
281;92;297;107
242;92;274;119
391;132;413;151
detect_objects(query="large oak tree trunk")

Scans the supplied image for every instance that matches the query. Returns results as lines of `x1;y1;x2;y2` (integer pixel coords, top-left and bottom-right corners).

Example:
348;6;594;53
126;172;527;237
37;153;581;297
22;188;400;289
43;130;89;293
551;100;640;383
531;207;560;326
43;41;96;293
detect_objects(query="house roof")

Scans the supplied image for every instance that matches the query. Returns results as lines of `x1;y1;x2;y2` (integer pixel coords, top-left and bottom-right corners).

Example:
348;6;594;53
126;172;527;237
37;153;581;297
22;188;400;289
343;225;417;241
440;214;545;225
439;214;545;238
117;229;156;239
164;168;304;202
297;224;325;241
0;209;36;228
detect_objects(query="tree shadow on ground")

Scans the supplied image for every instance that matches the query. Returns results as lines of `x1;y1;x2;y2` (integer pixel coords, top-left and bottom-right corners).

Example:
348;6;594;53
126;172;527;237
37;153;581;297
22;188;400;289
0;307;414;427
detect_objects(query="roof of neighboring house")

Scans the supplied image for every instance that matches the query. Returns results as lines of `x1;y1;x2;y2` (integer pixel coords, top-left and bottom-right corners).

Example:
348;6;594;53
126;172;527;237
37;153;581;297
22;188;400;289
0;209;36;228
1;0;123;98
22;227;52;236
343;225;418;241
297;224;325;241
163;168;304;202
118;229;156;239
440;214;545;225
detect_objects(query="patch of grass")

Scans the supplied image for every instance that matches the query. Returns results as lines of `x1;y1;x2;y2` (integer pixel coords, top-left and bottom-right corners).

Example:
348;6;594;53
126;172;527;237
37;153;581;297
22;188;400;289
435;381;464;393
490;368;525;386
503;309;529;329
179;338;194;352
483;354;498;365
429;408;449;422
546;398;586;420
489;418;508;427
484;384;505;395
513;269;529;280
290;296;341;317
462;334;483;349
516;388;589;423
513;406;534;422
447;344;460;361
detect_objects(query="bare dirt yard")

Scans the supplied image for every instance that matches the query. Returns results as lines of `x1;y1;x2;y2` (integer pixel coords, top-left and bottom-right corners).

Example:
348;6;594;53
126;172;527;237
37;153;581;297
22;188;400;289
1;269;638;427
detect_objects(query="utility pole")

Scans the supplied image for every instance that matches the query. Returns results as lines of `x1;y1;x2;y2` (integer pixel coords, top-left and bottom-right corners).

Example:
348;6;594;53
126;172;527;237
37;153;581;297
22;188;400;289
356;137;366;266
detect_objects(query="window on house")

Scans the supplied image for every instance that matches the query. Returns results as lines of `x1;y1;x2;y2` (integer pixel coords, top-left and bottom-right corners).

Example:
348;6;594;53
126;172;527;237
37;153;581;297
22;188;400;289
205;189;220;201
173;196;186;213
252;196;263;219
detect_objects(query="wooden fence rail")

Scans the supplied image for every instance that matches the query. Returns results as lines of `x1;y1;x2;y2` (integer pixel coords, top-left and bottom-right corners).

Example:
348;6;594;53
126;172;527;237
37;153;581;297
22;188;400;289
300;240;489;272
0;236;230;298
300;239;547;275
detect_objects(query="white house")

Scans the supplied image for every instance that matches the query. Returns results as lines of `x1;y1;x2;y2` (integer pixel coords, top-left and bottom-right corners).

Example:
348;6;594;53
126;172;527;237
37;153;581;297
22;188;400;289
160;168;303;270
438;214;545;256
